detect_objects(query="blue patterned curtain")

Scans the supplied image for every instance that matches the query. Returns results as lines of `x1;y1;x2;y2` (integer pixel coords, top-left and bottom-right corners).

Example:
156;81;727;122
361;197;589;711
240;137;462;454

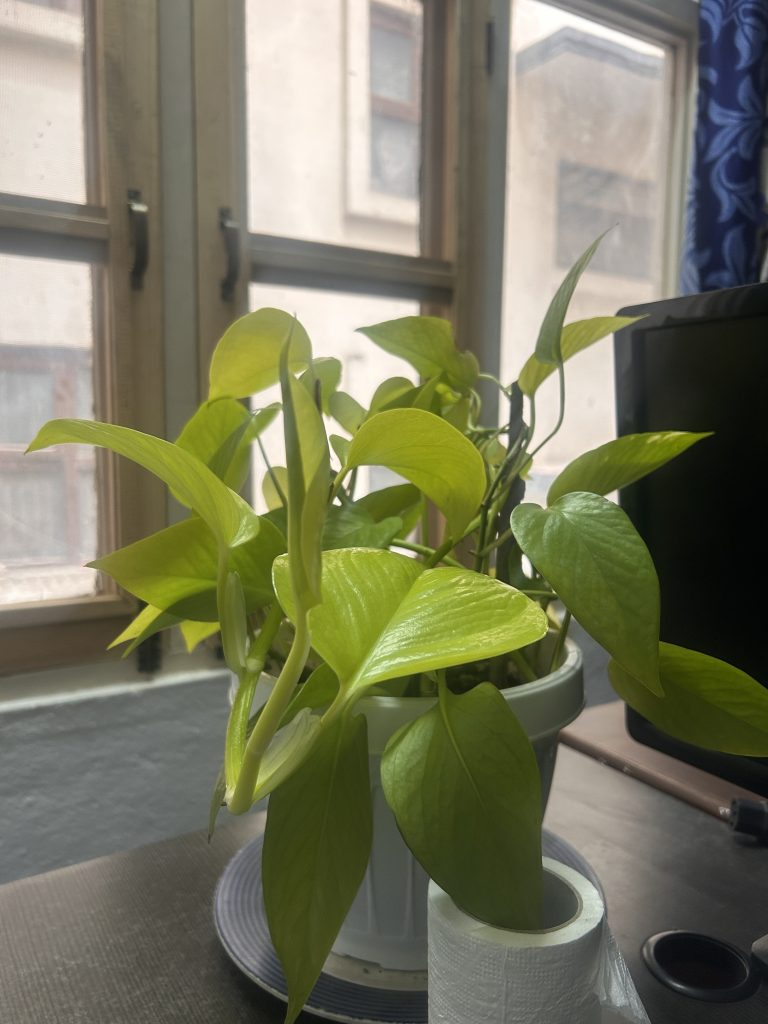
681;1;768;293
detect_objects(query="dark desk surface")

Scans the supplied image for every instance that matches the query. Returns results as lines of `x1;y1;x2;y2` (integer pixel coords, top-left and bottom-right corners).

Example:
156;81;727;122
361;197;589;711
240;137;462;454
1;746;766;1024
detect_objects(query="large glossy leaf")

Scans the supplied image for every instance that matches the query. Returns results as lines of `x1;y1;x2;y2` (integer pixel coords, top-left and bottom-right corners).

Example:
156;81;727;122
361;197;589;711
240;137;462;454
28;420;258;549
175;398;252;491
609;643;768;755
280;334;330;611
282;663;340;726
273;549;548;697
359;316;478;390
251;708;322;802
344;409;485;539
322;505;402;550
219;570;249;673
180;619;219;651
355;482;422;526
91;516;285;620
300;357;342;414
263;713;372;1024
262;466;289;510
208;308;311;399
547;431;712;505
328;391;366;434
511;493;662;695
109;604;180;653
381;683;542;930
368;376;415;416
534;234;606;365
518;315;642;396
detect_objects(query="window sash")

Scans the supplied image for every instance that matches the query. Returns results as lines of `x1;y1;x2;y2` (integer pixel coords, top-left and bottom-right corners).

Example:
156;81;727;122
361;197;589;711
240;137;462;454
0;0;165;673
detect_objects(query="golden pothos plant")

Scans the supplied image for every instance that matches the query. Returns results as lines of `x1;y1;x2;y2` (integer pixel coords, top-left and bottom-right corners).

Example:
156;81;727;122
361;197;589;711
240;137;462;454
28;237;768;1024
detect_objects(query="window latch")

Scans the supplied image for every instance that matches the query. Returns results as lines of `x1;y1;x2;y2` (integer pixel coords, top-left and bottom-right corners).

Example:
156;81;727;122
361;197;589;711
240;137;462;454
219;206;240;301
127;189;149;290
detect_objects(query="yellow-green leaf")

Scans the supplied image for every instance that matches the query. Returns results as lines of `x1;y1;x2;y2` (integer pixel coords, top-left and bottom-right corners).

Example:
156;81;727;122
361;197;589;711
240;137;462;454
519;315;643;396
345;408;485;539
609;644;768;755
209;308;311;399
91;516;285;620
280;332;330;611
273;549;548;697
359;316;478;390
382;683;542;930
547;431;712;504
263;713;372;1024
28;420;258;549
534;233;608;365
511;493;662;695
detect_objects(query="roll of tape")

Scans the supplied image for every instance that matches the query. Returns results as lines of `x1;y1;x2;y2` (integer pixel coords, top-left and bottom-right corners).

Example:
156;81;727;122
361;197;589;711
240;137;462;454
428;858;605;1024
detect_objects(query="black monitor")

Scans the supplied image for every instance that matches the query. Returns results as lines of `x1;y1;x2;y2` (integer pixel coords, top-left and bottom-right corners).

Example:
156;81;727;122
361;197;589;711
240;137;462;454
614;283;768;797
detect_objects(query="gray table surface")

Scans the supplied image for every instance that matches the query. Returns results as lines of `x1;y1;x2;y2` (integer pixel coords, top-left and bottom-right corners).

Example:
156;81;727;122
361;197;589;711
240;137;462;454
1;746;766;1023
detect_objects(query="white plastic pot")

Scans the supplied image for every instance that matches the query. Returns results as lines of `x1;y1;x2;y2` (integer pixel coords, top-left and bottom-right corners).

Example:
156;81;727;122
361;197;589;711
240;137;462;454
331;639;584;970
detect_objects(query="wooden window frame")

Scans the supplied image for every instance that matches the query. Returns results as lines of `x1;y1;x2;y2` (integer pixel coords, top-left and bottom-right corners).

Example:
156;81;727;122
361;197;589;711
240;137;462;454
0;0;166;675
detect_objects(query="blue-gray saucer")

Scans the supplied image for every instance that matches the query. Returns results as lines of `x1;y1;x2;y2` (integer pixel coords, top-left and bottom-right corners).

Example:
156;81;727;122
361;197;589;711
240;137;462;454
214;829;604;1023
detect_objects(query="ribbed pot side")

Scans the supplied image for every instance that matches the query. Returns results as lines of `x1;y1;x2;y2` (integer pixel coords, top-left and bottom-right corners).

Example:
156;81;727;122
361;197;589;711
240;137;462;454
332;639;584;971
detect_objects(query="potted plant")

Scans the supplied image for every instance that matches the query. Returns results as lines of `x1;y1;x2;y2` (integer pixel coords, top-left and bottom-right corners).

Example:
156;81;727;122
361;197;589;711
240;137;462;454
28;238;768;1024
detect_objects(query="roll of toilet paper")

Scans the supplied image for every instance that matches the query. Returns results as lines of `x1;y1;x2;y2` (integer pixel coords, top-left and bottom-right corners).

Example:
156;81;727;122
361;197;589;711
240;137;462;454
428;858;605;1024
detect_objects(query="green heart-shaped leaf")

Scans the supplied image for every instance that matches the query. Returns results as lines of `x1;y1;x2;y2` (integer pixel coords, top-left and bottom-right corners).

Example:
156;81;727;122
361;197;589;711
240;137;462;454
547;431;712;505
534;233;607;365
92;516;285;620
345;409;485;539
609;643;768;755
273;549;548;697
109;604;180;654
28;420;258;549
208;308;311;399
322;505;402;550
382;682;542;930
368;376;415;416
300;357;342;414
329;391;366;434
511;493;662;694
359;316;478;390
519;315;643;396
263;712;372;1024
175;398;252;491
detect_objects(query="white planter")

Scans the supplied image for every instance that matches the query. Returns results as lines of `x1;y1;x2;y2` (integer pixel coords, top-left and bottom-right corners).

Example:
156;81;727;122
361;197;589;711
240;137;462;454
331;639;584;970
427;857;605;1024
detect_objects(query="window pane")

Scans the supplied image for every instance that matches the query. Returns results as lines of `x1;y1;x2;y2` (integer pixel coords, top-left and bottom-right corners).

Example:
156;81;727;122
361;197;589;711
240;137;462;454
0;254;98;605
0;0;89;203
248;283;418;509
502;1;671;505
245;0;422;254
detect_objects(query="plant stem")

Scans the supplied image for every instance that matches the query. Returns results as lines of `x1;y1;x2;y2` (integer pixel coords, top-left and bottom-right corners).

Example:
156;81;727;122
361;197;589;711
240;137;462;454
548;609;571;675
228;614;311;814
329;468;348;503
391;537;464;568
477;525;515;557
224;602;283;791
509;649;538;684
425;536;456;569
256;434;287;507
420;501;431;550
526;361;566;463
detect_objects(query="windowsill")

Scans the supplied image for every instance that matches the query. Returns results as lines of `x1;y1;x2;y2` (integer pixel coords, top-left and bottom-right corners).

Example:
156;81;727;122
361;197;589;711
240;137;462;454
0;647;229;710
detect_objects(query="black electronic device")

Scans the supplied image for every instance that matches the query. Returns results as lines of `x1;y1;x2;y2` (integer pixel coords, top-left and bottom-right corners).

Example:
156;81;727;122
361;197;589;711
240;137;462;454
614;283;768;797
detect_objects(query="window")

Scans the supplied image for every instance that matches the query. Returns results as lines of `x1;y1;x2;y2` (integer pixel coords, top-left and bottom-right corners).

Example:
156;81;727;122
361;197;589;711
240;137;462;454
501;0;691;505
1;0;696;680
0;0;165;674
